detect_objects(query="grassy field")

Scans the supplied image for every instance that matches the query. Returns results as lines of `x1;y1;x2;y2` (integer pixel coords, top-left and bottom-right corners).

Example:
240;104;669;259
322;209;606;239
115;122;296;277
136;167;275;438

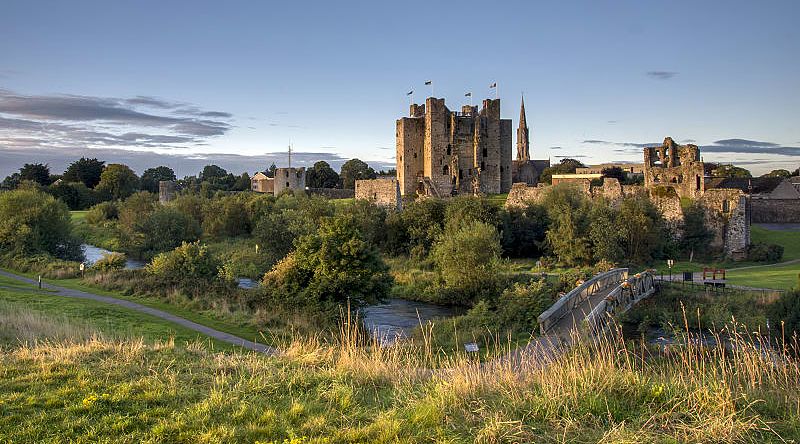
0;314;797;442
0;274;231;350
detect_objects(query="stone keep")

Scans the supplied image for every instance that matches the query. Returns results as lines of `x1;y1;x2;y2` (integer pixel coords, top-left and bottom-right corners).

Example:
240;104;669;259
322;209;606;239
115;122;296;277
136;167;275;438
158;180;176;204
643;137;706;199
396;97;512;197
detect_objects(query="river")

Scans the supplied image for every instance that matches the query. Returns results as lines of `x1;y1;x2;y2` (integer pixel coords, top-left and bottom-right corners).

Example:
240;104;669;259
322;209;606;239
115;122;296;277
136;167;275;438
360;298;463;344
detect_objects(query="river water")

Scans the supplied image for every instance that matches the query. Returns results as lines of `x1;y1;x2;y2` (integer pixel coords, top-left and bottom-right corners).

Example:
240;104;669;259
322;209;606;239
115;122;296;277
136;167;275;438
81;244;146;270
360;298;462;344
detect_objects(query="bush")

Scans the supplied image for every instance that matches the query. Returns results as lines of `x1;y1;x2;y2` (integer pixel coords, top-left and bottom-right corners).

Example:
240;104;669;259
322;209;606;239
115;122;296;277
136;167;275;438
261;216;393;309
0;188;82;260
501;203;549;257
431;220;503;305
47;181;100;210
496;279;557;333
747;243;784;262
85;201;119;225
92;252;127;272
146;242;225;286
769;289;800;335
202;195;251;239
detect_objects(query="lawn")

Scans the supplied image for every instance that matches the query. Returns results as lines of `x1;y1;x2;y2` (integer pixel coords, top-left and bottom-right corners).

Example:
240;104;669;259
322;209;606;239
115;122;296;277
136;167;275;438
0;276;232;350
727;262;800;290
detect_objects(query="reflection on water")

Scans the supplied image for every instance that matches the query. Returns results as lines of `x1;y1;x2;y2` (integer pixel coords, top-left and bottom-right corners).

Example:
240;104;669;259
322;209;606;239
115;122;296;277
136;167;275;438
81;244;145;270
360;298;462;344
236;277;259;290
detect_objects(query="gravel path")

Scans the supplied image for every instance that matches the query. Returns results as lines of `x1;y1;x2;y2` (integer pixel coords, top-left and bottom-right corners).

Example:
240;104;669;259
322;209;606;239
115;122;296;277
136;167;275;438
0;269;278;355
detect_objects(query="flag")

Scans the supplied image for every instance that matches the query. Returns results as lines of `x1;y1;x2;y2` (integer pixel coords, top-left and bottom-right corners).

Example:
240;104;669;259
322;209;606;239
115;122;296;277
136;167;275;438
424;80;432;85
464;92;472;97
489;82;497;88
407;90;413;96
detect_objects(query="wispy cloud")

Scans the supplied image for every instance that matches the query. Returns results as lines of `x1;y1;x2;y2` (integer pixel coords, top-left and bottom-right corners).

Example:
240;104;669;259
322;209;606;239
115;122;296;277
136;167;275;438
646;71;678;80
0;145;395;178
701;139;800;156
0;88;233;152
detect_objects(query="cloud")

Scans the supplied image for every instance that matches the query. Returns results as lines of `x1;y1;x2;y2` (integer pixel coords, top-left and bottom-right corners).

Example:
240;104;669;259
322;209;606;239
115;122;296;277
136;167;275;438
701;139;800;156
0;145;395;179
582;140;659;148
0;88;233;152
555;155;589;158
646;71;678;80
549;146;562;150
607;120;618;124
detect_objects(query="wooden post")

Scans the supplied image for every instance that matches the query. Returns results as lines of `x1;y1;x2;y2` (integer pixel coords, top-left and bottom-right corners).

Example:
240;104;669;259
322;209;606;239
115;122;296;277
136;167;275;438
38;275;42;289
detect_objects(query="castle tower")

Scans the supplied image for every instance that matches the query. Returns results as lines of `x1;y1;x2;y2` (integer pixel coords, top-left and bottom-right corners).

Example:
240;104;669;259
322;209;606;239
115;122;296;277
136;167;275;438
516;95;530;161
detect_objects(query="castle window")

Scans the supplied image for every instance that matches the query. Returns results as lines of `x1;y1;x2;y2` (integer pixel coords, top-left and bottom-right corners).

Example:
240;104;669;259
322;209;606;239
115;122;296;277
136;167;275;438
459;169;463;179
285;171;289;177
413;152;417;159
481;161;485;170
696;175;701;191
286;182;290;187
722;200;730;213
482;148;488;157
442;165;449;175
446;145;452;155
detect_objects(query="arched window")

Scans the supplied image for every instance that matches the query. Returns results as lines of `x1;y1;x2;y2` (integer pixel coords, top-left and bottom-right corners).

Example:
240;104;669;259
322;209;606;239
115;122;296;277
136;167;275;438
482;148;488;157
442;165;449;175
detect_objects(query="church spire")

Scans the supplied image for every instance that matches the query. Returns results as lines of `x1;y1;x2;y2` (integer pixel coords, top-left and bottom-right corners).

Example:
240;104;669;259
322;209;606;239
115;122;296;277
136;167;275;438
516;94;530;161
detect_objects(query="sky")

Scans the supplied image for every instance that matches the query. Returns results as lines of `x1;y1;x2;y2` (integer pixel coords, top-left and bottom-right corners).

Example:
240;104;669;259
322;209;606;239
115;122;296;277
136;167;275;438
1;0;798;178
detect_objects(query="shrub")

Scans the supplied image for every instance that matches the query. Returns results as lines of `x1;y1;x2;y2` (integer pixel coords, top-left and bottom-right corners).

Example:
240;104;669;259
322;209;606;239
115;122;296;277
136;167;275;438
431;220;503;305
501;203;549;258
747;242;784;262
92;252;127;272
85;201;119;225
0;188;82;260
496;279;556;333
769;289;800;335
146;242;224;285
47;181;100;210
202;195;251;239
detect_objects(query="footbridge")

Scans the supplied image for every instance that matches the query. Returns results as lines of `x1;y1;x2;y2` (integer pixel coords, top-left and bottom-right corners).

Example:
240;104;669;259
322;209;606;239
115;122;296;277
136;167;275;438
537;268;658;341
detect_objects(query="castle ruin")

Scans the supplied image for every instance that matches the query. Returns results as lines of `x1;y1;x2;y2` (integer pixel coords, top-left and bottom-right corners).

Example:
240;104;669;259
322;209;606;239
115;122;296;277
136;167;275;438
396;97;512;198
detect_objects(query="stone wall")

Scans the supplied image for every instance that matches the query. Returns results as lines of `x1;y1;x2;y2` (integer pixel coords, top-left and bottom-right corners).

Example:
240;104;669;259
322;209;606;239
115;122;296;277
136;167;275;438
698;189;748;257
752;199;800;223
643;137;706;199
505;183;548;208
396;116;424;197
158;180;176;204
307;188;354;199
355;179;402;211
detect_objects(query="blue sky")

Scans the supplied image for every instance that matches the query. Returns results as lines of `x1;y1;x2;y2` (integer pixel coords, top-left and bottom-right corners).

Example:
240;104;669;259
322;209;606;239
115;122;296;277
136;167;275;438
1;0;798;177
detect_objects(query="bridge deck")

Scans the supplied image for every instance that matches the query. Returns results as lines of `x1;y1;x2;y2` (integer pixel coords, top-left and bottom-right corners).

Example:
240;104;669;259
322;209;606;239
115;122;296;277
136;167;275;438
550;285;616;339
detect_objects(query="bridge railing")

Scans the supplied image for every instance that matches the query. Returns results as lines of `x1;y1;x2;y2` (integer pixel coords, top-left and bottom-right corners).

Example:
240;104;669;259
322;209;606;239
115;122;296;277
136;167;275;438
583;270;657;336
538;268;629;335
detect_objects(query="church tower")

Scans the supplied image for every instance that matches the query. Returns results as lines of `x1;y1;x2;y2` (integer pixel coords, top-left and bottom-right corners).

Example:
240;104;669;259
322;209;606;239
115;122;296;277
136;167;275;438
516;95;530;161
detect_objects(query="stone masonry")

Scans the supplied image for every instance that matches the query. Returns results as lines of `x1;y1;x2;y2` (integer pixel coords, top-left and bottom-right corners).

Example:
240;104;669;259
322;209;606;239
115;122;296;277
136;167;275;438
158;180;176;204
273;167;306;195
643;137;706;199
355;178;402;211
396;97;512;198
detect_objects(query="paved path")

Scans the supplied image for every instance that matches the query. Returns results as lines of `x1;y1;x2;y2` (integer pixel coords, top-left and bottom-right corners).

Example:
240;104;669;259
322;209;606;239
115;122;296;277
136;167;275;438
0;269;278;355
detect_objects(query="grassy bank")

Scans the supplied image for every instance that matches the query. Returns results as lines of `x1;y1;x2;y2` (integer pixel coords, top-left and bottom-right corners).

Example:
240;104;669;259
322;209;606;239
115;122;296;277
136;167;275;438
0;321;797;442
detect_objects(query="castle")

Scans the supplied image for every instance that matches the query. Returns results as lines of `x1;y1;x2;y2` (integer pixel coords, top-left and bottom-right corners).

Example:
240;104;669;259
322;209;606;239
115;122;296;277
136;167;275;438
396;97;513;197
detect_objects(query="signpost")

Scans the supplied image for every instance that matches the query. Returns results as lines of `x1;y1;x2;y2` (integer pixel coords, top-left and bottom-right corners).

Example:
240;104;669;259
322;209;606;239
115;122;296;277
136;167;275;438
464;342;479;353
667;259;674;281
79;262;85;278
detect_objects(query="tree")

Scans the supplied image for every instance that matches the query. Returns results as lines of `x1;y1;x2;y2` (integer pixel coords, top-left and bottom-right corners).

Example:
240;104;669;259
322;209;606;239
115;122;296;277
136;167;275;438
501;203;549;258
539;158;586;184
62;158;105;188
711;164;751;178
200;164;228;182
202;196;251;239
616;196;665;264
681;203;713;261
601;166;626;182
231;172;251;191
339;159;376;189
96;164;139;200
589;201;624;263
147;241;223;285
431;220;503;304
140;166;177;193
443;196;502;233
0;188;81;259
762;169;791;178
47;181;99;210
1;173;21;190
264;216;393;308
266;163;277;178
768;288;800;336
542;184;592;265
306;161;340;188
18;163;52;186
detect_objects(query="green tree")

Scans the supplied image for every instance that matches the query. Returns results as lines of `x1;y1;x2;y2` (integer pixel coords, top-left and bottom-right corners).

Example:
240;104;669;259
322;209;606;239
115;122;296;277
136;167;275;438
47;181;99;210
681;203;713;261
140;166;177;193
443;196;501;233
96;164;139;200
762;169;792;178
539;158;586;184
385;198;445;257
589;201;624;263
501;203;549;258
306;161;340;188
18;163;52;186
617;195;666;264
768;288;800;336
601;166;626;182
431;220;503;304
266;163;277;178
62;158;105;188
264;216;392;308
231;172;251;191
202;195;251;239
0;188;81;259
542;184;592;265
711;164;751;178
339;159;376;189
